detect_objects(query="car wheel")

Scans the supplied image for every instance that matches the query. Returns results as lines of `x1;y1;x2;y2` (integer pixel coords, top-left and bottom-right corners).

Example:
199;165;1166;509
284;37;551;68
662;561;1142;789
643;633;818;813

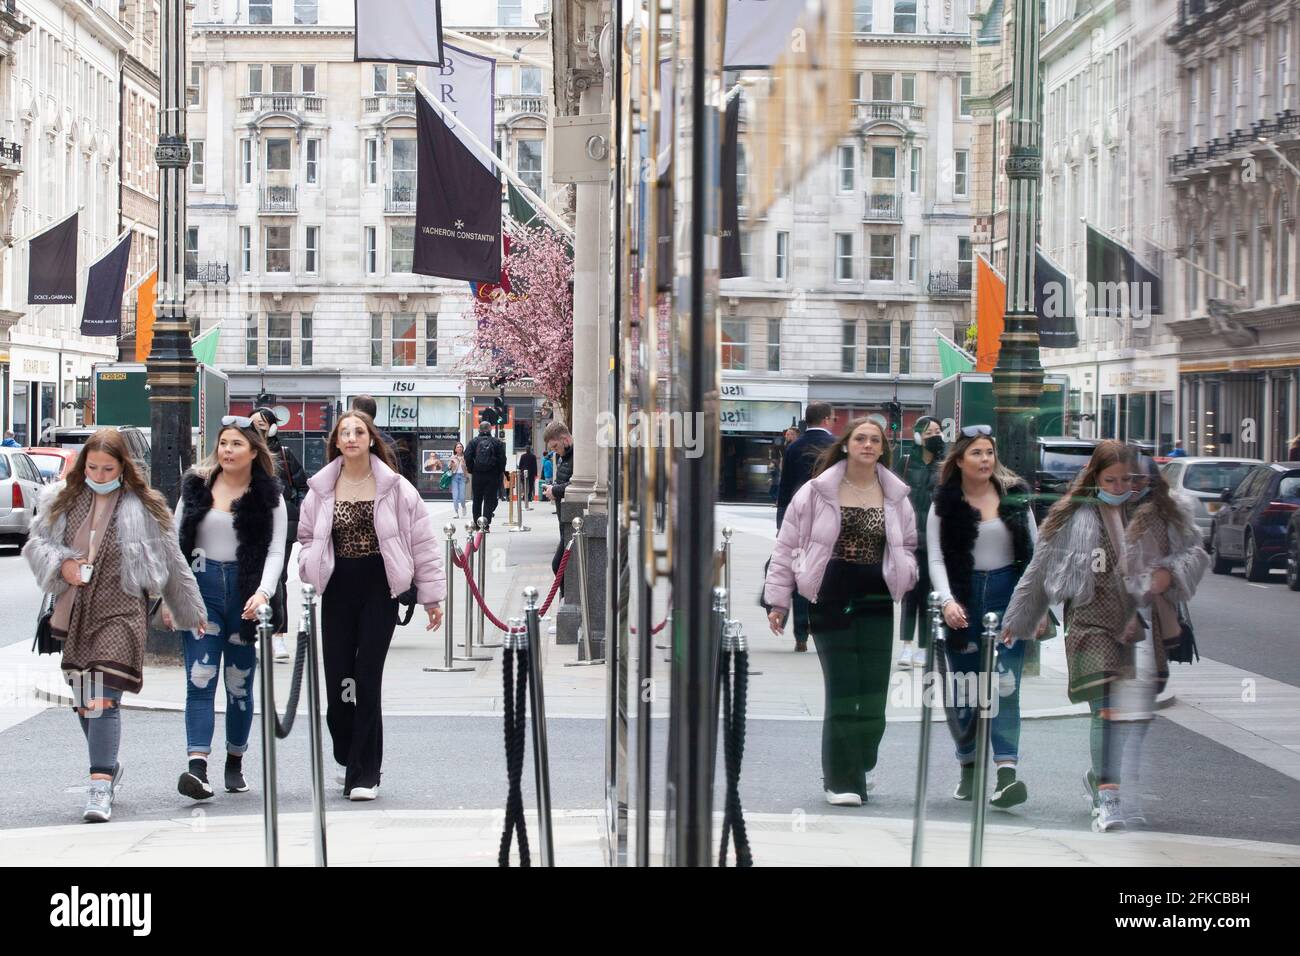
1210;527;1232;575
1244;530;1269;582
1287;530;1300;592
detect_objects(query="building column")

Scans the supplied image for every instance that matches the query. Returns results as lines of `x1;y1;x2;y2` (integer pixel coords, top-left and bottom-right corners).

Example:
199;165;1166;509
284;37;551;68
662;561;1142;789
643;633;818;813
935;70;956;206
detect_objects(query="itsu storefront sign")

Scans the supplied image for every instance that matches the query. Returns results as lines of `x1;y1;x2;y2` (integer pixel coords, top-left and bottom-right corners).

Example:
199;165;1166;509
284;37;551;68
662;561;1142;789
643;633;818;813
720;400;801;433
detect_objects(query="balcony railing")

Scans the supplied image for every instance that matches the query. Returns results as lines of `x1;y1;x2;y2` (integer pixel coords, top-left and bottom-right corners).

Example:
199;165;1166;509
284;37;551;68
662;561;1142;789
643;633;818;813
853;101;924;124
238;93;325;114
185;261;230;284
385;185;417;214
0;138;20;164
863;192;903;222
495;94;547;115
928;270;973;298
1168;109;1300;176
362;93;416;114
260;185;298;213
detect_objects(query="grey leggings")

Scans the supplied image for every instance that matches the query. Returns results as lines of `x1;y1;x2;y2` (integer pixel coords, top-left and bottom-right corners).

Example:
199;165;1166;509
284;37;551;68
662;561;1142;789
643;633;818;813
72;677;123;777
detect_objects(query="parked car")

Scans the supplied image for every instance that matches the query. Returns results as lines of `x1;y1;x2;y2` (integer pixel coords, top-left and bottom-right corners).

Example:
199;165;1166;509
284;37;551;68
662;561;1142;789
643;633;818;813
1160;456;1262;546
0;449;47;546
1031;437;1101;520
1209;462;1300;581
1286;510;1300;591
42;426;151;474
22;446;78;484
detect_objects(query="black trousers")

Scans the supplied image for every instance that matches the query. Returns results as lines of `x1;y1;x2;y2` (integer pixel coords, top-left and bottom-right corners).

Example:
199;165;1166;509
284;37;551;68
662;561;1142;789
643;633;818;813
471;474;502;528
899;556;932;647
321;554;399;793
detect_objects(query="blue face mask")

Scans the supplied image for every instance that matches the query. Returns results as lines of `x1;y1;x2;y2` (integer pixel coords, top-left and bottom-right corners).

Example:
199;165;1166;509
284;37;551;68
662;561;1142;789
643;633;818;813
1096;488;1132;506
1131;486;1151;502
85;476;122;495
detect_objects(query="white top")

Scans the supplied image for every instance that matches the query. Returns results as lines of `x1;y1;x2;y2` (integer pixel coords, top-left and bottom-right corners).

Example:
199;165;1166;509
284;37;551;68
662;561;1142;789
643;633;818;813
926;504;1039;607
175;496;288;600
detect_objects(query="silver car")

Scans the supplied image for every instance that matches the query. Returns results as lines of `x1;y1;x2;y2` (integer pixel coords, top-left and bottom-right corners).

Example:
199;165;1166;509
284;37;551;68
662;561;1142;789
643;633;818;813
0;449;47;546
1161;456;1262;546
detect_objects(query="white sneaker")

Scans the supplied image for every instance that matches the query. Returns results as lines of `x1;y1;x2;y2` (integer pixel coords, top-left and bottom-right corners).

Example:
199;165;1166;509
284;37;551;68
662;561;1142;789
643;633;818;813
335;771;347;787
547;622;557;635
83;780;113;823
897;646;914;668
1092;789;1125;832
911;647;928;667
824;790;863;807
349;785;379;801
863;773;877;793
272;635;290;662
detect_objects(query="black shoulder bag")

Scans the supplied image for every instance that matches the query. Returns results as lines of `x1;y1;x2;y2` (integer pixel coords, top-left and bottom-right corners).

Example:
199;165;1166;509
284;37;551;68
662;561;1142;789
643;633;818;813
1166;602;1199;665
32;593;60;655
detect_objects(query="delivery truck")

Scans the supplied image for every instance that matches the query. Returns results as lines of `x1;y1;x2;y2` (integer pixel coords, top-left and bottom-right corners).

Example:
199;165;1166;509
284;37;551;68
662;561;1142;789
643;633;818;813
91;362;230;461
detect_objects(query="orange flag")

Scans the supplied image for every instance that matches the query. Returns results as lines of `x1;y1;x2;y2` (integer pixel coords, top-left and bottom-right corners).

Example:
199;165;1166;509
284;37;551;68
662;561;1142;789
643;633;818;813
134;271;158;363
975;255;1006;373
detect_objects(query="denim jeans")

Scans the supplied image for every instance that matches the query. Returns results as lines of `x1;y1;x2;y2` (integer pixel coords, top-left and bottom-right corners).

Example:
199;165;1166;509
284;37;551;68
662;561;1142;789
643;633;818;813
184;559;258;755
71;678;124;776
451;472;467;511
944;565;1025;765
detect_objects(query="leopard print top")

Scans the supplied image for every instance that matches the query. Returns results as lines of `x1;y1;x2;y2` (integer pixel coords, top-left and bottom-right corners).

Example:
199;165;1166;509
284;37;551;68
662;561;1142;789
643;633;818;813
832;506;886;564
332;500;380;558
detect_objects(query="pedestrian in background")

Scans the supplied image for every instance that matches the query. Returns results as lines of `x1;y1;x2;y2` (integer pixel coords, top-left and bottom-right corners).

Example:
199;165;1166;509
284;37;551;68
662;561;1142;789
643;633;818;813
894;415;944;668
1115;455;1208;827
1289;434;1300;462
1167;440;1188;459
351;395;420;487
464;420;507;529
927;425;1039;809
775;403;838;652
174;417;288;801
251;406;307;663
297;410;444;800
448;441;468;518
24;429;205;823
519;446;538;510
542;422;574;605
1;430;18;447
1001;440;1138;833
764;418;917;806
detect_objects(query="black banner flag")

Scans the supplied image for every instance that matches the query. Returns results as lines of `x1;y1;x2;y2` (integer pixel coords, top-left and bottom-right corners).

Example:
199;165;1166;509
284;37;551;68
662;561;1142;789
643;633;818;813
720;93;743;279
80;232;133;337
28;213;79;305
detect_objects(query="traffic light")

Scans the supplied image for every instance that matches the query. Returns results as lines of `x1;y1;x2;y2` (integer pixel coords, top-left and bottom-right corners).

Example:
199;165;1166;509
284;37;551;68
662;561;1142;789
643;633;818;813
480;406;499;426
885;401;902;436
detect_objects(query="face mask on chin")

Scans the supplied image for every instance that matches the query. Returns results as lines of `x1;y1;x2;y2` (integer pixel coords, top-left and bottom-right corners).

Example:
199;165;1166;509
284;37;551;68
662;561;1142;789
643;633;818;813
1096;488;1133;506
85;476;122;495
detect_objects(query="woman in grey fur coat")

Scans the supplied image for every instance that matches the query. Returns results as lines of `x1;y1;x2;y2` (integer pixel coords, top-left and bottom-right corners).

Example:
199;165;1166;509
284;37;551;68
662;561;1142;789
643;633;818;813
24;429;206;824
1001;441;1147;832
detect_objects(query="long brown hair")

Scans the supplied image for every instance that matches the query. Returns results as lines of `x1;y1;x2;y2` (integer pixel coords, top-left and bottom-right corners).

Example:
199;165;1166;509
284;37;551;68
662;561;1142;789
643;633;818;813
937;433;1023;494
1130;453;1185;530
48;428;173;529
326;410;398;472
1039;439;1135;541
812;417;892;477
194;424;276;480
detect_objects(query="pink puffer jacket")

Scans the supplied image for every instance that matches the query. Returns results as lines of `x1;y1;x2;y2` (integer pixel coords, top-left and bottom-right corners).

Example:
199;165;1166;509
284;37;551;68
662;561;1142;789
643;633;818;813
297;455;446;607
763;459;918;609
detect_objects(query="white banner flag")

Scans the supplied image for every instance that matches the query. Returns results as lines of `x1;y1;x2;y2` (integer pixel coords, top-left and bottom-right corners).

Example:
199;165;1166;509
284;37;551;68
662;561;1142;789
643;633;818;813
418;44;496;172
724;0;810;69
355;0;445;67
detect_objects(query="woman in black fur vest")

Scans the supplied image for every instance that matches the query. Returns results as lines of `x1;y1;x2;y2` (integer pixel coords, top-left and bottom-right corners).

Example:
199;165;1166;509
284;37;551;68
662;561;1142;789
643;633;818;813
170;417;287;800
926;426;1042;810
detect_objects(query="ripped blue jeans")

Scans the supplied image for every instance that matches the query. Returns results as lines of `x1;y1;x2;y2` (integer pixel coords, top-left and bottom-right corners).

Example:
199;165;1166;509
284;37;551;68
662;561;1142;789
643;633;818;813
184;559;258;755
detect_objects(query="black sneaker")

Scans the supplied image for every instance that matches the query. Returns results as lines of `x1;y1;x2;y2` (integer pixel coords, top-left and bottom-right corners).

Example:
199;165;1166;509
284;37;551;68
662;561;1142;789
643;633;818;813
953;763;975;801
990;768;1028;809
178;759;214;801
225;760;249;794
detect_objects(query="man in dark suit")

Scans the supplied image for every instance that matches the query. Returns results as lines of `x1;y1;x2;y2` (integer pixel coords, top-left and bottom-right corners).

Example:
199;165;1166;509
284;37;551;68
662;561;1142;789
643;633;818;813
775;402;837;652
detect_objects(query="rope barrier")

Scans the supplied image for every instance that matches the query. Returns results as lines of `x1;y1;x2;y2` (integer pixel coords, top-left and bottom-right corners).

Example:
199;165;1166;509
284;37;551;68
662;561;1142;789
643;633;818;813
450;538;573;633
718;623;753;868
499;632;531;866
629;616;669;636
272;627;310;740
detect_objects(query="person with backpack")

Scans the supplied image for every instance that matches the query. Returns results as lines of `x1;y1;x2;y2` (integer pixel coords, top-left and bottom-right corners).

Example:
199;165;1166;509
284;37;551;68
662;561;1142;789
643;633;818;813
251;407;308;662
464;420;507;530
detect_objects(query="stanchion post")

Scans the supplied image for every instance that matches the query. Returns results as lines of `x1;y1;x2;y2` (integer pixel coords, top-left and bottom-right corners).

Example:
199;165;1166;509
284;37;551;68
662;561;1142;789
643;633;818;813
969;611;1000;868
572;515;603;664
428;524;474;672
911;591;944;867
476;516;502;648
722;527;733;619
257;603;279;868
524;586;554;865
458;521;491;662
301;584;328;867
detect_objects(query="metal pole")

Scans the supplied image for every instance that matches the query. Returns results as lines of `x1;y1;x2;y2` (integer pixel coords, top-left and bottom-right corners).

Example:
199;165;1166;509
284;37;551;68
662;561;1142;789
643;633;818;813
475;516;501;648
427;525;473;672
970;611;1000;868
301;584;328;867
458;520;490;662
523;587;554;865
911;592;944;867
148;0;195;507
257;604;279;868
721;527;733;619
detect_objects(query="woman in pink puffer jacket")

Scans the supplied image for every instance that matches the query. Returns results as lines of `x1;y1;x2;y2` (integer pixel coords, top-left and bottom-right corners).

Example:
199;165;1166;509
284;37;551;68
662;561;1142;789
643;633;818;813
297;410;445;800
763;418;918;807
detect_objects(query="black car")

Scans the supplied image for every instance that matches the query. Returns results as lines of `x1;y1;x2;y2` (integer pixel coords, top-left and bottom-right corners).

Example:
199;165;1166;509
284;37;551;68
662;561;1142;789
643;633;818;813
1210;463;1300;581
1031;437;1100;521
1286;510;1300;591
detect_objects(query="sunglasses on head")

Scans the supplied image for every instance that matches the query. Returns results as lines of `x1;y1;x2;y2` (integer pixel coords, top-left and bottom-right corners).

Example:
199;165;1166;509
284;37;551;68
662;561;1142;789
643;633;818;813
961;424;993;438
221;415;254;429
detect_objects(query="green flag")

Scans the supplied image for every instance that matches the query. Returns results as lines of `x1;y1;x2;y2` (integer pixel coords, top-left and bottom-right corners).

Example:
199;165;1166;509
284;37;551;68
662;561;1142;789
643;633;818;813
192;324;220;365
937;331;975;378
507;181;541;228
